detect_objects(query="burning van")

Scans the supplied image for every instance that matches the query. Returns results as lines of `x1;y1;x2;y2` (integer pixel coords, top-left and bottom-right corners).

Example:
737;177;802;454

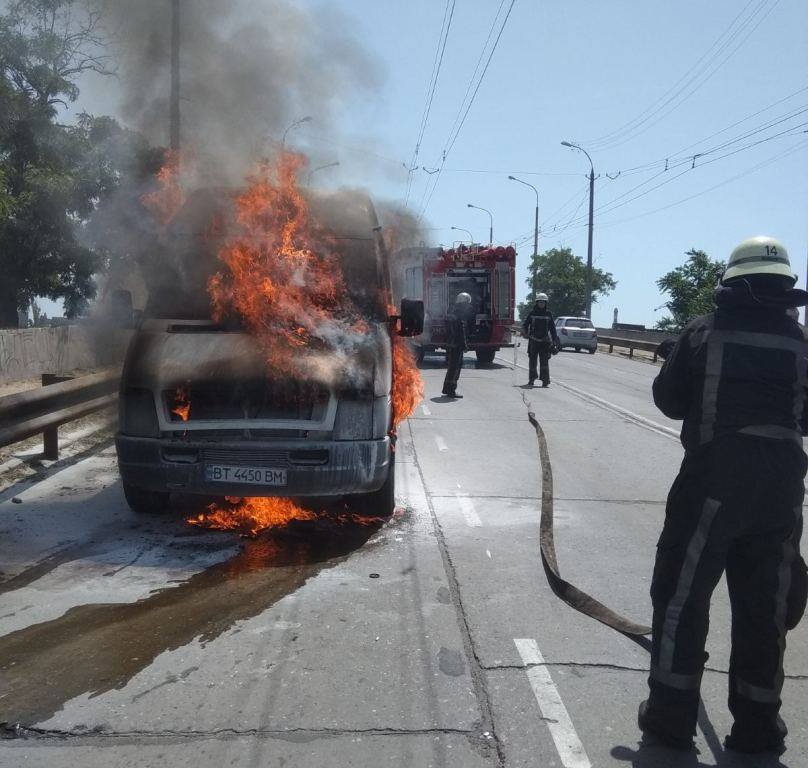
115;161;423;518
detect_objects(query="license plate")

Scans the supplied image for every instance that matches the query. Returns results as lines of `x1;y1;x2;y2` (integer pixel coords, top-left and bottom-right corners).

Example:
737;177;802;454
204;465;288;486
573;331;587;337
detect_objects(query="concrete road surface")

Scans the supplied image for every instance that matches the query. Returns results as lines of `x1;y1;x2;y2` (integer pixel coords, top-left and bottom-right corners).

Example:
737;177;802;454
0;344;805;767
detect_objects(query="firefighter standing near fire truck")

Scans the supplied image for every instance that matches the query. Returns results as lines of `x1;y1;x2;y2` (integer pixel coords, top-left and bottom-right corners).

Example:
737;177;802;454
640;236;808;754
442;292;474;398
522;293;560;387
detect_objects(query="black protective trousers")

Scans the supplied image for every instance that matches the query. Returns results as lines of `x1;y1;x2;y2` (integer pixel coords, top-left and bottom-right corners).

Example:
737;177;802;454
646;437;806;746
527;340;551;385
442;346;464;395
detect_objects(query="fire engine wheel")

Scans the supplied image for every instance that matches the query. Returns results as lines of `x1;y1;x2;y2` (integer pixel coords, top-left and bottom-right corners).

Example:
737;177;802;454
475;348;496;367
122;480;172;515
351;453;395;518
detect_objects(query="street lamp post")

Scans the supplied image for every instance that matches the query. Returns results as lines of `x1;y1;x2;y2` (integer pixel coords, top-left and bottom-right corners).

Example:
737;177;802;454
450;226;474;244
282;116;312;147
467;203;493;245
562;141;595;319
306;161;339;186
508;175;539;302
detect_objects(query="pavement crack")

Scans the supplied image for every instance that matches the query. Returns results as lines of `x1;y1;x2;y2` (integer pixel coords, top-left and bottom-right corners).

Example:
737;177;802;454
1;724;477;744
407;420;505;767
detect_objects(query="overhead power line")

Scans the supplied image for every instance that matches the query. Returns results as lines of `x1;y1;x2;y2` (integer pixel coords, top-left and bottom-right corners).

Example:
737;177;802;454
582;0;781;151
403;0;456;207
417;0;518;221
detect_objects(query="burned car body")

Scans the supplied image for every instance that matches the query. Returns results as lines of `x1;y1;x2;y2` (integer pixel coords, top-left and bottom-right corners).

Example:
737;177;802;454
115;189;422;515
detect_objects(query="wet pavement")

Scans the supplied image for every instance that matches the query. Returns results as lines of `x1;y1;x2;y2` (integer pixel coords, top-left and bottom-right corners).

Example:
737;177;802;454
0;348;806;767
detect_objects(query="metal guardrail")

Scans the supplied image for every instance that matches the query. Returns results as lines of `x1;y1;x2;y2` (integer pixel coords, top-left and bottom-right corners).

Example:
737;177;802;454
598;335;663;361
0;371;119;460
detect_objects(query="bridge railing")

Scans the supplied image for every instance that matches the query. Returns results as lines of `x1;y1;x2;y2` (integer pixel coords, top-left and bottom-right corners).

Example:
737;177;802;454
598;335;664;362
0;371;119;460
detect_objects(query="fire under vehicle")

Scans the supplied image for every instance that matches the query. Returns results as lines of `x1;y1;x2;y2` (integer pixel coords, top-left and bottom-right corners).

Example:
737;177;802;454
115;189;423;517
394;244;515;366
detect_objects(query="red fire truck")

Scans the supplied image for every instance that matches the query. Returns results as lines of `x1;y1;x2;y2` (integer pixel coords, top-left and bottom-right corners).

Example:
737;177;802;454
394;244;516;366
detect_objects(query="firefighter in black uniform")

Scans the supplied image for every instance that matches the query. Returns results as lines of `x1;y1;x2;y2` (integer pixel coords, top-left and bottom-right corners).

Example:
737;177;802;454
442;292;473;398
522;293;560;387
639;236;808;755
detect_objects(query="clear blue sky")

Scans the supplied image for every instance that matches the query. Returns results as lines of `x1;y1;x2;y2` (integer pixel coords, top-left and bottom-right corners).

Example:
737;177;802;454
55;0;808;328
305;0;808;327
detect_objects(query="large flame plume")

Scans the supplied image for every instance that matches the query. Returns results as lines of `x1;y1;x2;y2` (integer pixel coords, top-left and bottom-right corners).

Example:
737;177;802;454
208;151;368;379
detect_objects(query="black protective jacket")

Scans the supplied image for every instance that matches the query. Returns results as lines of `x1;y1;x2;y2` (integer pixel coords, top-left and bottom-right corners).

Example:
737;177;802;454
653;282;808;453
446;306;472;350
522;307;560;346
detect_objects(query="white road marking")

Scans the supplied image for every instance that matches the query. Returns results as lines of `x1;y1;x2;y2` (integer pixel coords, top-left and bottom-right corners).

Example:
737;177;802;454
496;354;678;441
514;638;592;768
421;404;432;416
486;549;492;559
455;494;482;527
435;435;449;452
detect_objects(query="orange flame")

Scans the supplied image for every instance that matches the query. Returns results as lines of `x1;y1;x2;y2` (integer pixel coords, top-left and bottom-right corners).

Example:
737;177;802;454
391;335;423;426
141;150;185;226
171;386;191;422
207;151;367;378
190;496;317;536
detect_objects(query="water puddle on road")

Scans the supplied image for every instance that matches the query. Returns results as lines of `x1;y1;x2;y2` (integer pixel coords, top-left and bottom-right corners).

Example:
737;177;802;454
0;510;395;730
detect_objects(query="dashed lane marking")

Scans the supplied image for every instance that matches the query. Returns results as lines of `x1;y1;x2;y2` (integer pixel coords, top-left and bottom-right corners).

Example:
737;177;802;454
455;493;482;527
435;435;449;452
514;638;592;768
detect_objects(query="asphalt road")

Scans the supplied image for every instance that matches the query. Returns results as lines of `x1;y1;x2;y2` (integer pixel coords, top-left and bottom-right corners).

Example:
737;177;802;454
0;345;806;767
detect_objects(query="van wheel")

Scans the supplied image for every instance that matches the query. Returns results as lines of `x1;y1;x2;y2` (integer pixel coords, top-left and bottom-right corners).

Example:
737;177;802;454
415;345;426;365
122;480;172;515
575;346;581;352
475;348;496;367
352;453;395;518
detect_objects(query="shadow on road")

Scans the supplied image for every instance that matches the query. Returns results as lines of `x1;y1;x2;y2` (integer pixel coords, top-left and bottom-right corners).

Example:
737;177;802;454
0;510;387;729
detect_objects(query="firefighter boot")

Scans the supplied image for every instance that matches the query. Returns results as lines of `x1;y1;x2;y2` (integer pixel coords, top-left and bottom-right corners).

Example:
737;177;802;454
637;700;694;751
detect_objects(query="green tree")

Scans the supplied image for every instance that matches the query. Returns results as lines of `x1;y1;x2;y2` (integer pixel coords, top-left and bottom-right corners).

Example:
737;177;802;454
655;249;725;332
0;0;117;326
518;247;616;320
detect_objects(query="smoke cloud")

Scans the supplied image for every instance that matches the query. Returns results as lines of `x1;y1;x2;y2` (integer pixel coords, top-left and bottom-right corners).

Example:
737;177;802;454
104;0;381;185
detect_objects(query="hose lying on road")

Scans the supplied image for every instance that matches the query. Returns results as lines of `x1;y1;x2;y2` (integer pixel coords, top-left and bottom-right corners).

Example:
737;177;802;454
527;406;652;637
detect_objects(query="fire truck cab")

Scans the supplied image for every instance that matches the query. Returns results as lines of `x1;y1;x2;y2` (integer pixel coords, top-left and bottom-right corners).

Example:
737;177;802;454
395;244;515;366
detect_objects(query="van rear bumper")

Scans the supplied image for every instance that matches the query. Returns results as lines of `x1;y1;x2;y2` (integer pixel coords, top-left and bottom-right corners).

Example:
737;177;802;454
116;435;391;497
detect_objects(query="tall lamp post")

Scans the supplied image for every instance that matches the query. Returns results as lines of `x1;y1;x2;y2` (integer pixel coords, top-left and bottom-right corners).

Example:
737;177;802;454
561;140;595;318
306;161;339;186
508;175;539;301
282;116;312;147
450;226;474;244
467;203;493;245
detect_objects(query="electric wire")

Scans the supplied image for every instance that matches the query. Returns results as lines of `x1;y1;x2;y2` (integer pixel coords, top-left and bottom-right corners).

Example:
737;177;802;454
403;0;456;207
417;0;517;221
583;0;780;150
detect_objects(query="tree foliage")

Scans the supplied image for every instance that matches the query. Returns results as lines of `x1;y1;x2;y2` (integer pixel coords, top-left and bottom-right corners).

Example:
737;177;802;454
655;249;725;332
0;0;123;326
518;247;616;320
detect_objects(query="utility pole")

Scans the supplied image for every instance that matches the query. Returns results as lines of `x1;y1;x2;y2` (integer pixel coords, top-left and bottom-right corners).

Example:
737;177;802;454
170;0;181;152
585;165;595;319
508;176;539;302
562;141;595;318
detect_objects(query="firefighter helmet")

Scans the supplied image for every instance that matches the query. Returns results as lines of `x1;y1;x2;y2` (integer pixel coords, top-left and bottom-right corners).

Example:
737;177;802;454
455;292;473;304
536;293;548;302
723;236;795;284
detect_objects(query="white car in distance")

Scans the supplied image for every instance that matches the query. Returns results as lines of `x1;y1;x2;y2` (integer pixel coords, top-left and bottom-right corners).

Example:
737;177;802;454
554;316;598;354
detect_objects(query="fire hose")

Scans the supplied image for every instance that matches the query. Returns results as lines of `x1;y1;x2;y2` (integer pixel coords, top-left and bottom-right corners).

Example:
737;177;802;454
527;405;653;637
